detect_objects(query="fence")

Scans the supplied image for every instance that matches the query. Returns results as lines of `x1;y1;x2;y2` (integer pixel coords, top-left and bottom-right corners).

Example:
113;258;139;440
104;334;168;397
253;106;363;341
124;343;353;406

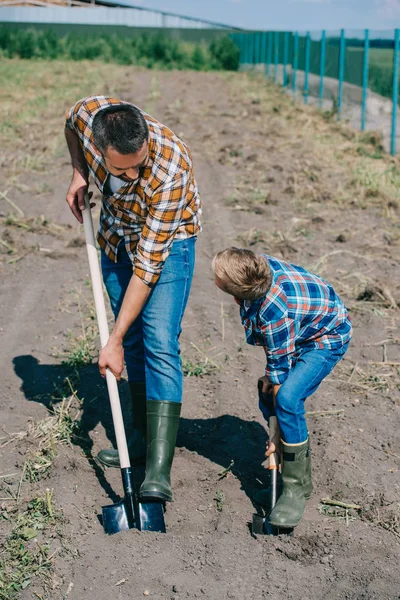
231;30;400;155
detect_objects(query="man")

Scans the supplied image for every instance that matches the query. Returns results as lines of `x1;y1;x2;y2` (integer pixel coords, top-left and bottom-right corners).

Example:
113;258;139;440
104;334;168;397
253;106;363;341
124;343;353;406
64;96;201;502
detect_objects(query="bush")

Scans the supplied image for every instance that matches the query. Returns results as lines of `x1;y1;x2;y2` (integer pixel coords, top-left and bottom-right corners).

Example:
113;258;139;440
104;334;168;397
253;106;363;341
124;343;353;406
209;36;240;71
0;27;240;73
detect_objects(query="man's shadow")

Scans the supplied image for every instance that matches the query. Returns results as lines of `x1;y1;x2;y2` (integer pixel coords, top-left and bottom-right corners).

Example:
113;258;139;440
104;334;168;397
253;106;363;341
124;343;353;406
13;355;269;509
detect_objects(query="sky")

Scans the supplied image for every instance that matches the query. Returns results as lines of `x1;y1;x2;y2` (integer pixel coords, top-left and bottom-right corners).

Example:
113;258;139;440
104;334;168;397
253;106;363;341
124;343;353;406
129;0;400;31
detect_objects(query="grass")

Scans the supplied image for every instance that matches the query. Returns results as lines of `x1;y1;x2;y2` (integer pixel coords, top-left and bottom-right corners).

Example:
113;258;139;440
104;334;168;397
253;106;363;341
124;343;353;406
347;46;397;99
0;492;59;599
0;373;83;597
0;28;240;72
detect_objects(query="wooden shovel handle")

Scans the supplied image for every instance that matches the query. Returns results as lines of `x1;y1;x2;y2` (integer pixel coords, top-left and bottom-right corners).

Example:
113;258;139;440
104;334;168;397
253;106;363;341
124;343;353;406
268;416;279;470
81;193;130;470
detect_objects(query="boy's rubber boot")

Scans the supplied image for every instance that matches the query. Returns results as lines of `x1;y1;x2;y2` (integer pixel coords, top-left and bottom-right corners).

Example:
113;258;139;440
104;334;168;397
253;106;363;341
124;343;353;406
268;439;309;528
96;382;147;468
254;437;312;507
139;400;181;502
303;437;313;500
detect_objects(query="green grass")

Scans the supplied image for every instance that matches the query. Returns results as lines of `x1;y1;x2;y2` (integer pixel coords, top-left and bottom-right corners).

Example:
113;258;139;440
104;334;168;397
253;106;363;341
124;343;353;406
347;47;396;99
0;492;58;599
0;28;240;71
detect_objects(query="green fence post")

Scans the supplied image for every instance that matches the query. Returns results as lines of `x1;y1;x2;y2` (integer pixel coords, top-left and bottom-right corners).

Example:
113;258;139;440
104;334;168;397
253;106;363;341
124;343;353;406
391;28;400;155
338;29;346;119
361;29;369;131
283;31;289;87
255;31;260;64
261;31;267;67
304;31;311;103
258;31;263;65
274;31;279;82
319;30;326;109
267;31;272;76
292;31;299;95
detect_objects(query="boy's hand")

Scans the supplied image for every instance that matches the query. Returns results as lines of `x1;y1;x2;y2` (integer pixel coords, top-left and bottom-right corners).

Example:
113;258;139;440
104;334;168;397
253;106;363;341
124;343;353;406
258;375;274;396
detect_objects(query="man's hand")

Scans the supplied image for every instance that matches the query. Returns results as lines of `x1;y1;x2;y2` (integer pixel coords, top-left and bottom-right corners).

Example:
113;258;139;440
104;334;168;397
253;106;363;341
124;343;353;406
98;339;124;380
66;173;95;223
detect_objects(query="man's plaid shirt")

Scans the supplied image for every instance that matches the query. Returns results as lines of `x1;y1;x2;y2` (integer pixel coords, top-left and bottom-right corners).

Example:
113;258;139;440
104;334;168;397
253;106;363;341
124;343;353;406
240;256;352;384
65;96;201;287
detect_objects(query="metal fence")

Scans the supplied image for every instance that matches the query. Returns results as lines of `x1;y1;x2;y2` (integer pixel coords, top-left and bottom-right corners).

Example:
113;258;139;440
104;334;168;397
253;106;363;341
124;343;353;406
231;30;400;155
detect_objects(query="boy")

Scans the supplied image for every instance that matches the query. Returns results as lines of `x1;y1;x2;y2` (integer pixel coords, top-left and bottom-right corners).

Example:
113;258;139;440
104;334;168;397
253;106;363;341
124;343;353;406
212;247;352;528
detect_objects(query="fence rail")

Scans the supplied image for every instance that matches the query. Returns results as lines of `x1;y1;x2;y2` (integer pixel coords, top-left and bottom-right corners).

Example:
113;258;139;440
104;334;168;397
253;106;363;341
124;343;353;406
231;29;400;155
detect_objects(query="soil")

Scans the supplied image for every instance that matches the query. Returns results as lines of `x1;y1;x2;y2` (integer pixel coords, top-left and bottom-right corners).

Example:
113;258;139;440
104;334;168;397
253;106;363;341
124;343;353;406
1;68;400;600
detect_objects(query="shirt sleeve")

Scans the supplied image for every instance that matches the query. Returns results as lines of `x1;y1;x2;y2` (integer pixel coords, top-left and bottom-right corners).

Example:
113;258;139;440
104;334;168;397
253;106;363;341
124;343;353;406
65;99;83;132
134;171;189;287
261;317;300;384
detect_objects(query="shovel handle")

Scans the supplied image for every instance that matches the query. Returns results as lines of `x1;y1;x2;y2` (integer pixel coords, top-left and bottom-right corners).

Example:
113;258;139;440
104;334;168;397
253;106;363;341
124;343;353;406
267;416;279;470
81;193;130;470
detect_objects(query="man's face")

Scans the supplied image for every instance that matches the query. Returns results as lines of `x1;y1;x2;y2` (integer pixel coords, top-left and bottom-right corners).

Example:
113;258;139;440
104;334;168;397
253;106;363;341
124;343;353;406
103;141;149;182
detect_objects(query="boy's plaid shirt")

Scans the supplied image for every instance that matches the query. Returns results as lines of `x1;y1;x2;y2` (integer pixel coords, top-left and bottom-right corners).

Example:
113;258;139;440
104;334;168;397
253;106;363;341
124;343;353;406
240;256;352;385
65;96;201;287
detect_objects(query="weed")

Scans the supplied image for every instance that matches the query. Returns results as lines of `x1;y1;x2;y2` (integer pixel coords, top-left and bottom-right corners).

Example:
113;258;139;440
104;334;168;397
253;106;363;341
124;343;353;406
214;490;225;512
0;491;59;599
182;358;213;377
25;388;82;483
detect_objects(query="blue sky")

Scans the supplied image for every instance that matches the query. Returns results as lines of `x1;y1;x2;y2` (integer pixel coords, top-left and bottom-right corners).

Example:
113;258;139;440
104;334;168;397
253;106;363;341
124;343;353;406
135;0;400;31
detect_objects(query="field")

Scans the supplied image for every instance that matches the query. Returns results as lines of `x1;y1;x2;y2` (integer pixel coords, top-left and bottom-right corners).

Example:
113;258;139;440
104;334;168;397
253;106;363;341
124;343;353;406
347;46;396;98
0;58;400;600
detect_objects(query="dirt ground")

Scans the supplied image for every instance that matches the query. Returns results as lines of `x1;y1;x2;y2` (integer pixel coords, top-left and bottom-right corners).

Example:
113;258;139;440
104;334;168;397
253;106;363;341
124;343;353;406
1;64;400;600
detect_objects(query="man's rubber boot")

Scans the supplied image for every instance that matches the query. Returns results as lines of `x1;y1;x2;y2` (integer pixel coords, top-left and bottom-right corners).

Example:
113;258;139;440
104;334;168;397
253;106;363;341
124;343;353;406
268;439;309;528
139;400;181;502
96;382;147;468
255;437;312;508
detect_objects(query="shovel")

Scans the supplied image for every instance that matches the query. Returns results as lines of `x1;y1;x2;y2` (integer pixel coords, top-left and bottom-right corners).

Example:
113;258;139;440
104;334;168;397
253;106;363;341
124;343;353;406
252;413;281;536
82;193;166;534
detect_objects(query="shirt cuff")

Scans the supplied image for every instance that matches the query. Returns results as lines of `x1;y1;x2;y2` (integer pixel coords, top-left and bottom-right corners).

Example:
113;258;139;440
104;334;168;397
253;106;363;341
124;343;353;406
134;263;160;288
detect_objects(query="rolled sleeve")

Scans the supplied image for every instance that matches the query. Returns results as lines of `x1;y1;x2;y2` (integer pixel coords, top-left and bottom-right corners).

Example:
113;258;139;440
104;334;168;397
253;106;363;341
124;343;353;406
65;104;76;131
134;172;189;287
262;317;299;385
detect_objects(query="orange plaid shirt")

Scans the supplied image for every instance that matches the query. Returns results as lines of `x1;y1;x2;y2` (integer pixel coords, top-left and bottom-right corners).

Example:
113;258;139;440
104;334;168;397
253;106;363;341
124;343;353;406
65;96;201;287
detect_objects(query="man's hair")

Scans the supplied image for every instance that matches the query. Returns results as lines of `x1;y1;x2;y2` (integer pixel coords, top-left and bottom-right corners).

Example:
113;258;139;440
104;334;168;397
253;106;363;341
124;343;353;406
92;105;149;155
212;247;272;300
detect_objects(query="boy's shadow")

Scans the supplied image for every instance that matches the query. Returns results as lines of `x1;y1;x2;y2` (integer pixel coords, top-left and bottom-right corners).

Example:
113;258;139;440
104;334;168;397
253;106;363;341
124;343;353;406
13;355;268;509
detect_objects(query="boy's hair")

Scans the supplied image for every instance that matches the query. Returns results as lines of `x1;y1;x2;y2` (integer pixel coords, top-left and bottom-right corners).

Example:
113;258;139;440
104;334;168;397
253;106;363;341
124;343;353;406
92;105;149;155
212;247;272;300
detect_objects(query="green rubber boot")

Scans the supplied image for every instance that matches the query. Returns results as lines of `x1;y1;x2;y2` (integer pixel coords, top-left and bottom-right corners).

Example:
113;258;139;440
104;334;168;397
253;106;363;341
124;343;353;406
303;437;313;500
139;400;181;502
269;439;309;528
96;382;147;468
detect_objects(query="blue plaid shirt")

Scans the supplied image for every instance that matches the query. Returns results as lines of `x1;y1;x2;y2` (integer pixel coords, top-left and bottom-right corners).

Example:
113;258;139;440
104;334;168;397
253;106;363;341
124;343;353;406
240;256;352;385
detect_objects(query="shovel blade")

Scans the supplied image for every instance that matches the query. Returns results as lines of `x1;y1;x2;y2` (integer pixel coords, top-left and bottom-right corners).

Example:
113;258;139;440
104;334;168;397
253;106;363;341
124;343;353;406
102;499;135;535
138;501;166;533
251;513;294;536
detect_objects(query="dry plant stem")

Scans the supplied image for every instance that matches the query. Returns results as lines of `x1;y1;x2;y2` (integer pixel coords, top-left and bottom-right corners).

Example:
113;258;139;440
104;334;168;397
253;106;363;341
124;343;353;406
321;497;361;511
306;409;344;417
190;342;221;369
0;189;24;216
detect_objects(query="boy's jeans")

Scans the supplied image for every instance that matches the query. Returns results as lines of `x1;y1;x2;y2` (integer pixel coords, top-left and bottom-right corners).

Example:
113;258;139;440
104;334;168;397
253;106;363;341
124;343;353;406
101;237;196;403
259;344;349;443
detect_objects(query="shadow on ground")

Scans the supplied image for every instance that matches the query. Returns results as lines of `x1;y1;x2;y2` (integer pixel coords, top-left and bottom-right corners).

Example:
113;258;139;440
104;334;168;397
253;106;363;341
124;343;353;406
13;355;268;508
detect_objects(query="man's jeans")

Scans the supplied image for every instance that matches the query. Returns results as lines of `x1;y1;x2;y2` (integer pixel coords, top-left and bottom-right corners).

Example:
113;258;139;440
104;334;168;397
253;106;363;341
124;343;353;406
101;237;196;402
259;344;349;443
